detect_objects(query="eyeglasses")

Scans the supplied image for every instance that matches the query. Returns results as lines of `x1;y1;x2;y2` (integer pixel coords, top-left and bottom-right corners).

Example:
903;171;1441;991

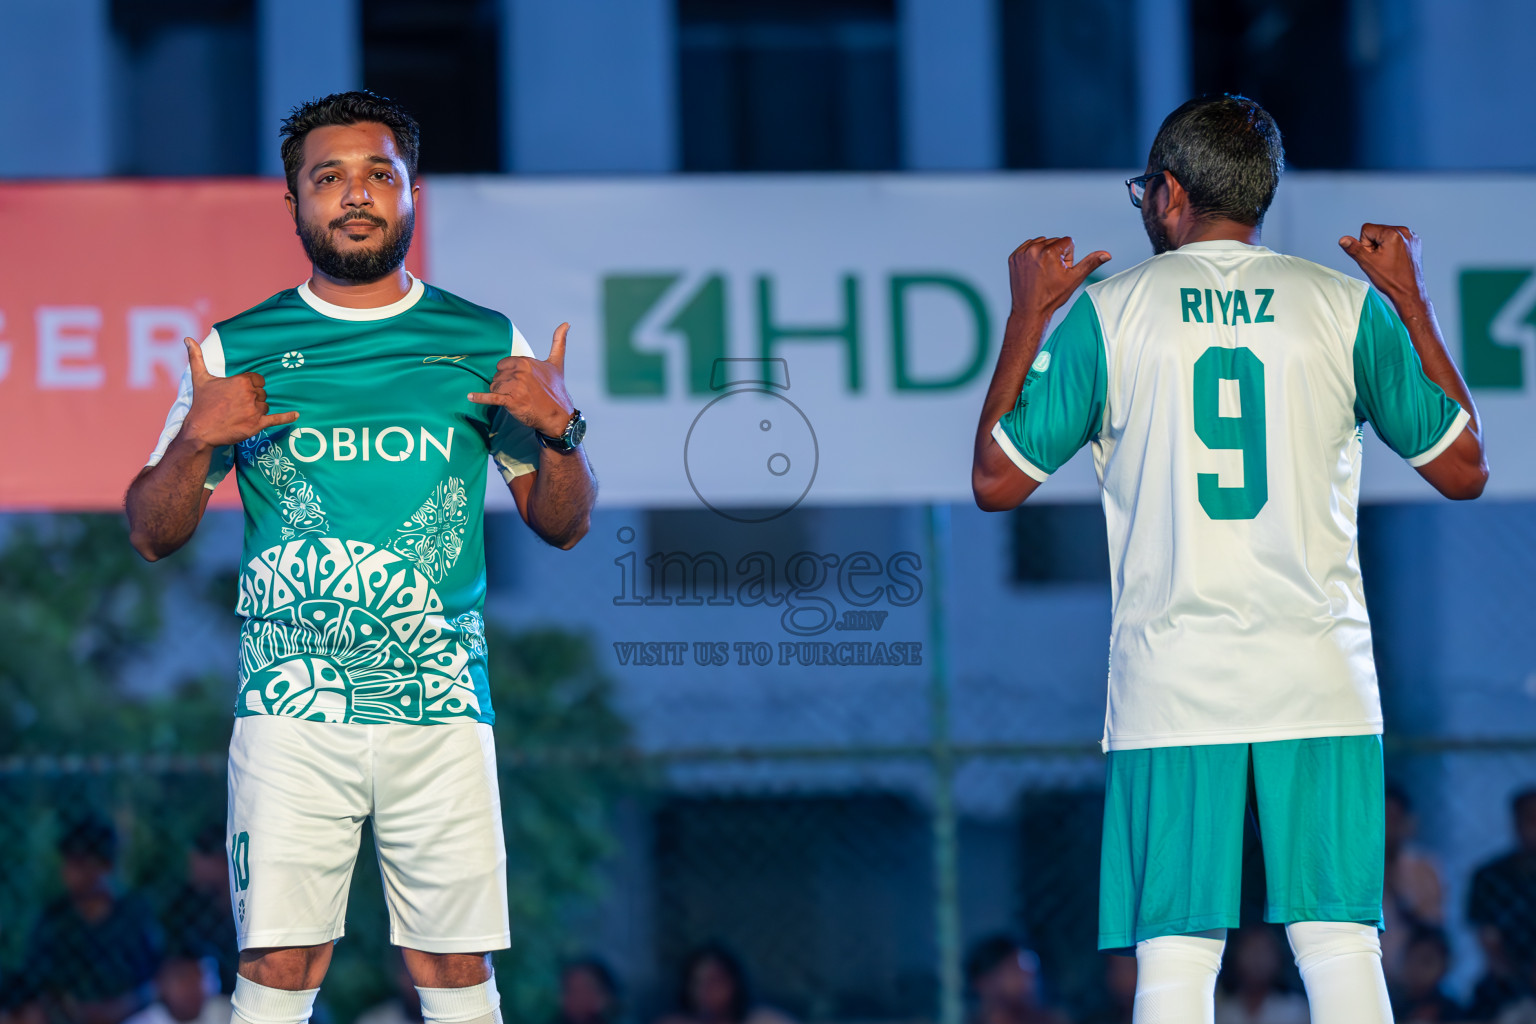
1125;172;1164;209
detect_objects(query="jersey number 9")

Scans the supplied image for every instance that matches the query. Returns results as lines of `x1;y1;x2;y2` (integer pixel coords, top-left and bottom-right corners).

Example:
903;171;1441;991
1193;346;1268;520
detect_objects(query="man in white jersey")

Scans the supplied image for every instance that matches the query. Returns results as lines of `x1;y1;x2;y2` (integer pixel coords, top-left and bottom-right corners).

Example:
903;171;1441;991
124;92;597;1024
971;95;1487;1024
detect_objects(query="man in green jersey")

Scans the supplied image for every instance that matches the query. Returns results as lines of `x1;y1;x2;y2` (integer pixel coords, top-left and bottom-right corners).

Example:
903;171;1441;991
972;95;1486;1024
125;91;596;1024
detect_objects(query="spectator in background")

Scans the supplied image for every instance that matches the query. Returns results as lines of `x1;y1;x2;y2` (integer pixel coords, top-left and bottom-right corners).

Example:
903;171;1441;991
1081;955;1137;1024
962;934;1070;1024
1390;926;1464;1022
655;942;796;1024
1383;782;1446;984
1468;787;1536;1020
121;944;230;1024
17;813;162;1024
1213;926;1309;1024
159;823;237;995
556;956;623;1024
353;950;423;1024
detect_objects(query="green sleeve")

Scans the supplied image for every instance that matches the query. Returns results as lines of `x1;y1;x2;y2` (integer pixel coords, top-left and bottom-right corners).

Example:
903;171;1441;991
207;446;234;489
1352;289;1467;465
993;292;1108;479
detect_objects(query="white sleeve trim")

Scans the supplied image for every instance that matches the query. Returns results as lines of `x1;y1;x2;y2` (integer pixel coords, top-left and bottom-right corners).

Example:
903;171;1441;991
990;420;1051;483
510;322;536;357
145;328;224;490
1406;406;1471;468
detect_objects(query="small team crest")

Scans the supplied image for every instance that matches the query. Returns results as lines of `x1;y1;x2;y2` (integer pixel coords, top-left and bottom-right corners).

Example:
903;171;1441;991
1031;350;1052;373
281;351;304;368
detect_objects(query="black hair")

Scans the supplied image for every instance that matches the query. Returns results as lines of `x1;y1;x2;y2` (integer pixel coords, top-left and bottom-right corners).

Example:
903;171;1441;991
1385;780;1413;813
1146;94;1284;227
677;941;752;1022
58;812;117;863
1512;786;1536;818
279;90;421;196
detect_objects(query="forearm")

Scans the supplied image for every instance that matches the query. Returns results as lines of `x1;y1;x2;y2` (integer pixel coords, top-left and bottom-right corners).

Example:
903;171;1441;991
523;448;596;549
125;433;214;561
972;310;1048;509
978;311;1048;447
1390;295;1482;436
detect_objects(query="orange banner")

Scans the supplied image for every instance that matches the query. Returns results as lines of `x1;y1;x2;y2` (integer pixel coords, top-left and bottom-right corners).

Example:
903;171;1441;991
0;180;426;509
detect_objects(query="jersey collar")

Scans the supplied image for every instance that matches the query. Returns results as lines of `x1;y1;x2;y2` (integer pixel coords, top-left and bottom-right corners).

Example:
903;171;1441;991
1174;240;1272;254
296;272;425;321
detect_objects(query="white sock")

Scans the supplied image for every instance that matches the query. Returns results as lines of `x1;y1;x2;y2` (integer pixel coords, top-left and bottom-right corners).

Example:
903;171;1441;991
231;976;320;1024
1286;921;1394;1024
416;974;503;1024
1133;929;1227;1024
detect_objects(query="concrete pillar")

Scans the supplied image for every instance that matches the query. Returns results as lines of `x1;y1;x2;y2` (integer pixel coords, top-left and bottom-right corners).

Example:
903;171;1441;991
0;0;113;177
500;0;675;174
257;0;361;177
899;0;1000;171
1132;0;1190;164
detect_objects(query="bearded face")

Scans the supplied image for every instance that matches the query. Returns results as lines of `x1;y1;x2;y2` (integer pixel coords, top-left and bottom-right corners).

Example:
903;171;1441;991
297;205;415;284
1141;176;1174;255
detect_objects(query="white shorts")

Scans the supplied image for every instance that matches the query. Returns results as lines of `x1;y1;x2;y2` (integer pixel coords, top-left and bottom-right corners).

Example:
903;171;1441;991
226;715;510;953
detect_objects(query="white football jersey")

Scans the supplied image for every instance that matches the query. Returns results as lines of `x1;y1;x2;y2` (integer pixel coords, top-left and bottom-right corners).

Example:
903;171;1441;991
993;240;1468;751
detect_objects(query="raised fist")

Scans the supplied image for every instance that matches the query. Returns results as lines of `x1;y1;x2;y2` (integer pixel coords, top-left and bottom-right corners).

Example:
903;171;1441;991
1339;224;1429;308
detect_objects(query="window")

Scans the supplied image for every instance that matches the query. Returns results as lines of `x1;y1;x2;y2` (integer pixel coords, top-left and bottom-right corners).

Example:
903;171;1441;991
362;0;501;173
679;0;899;172
111;0;257;175
1190;0;1356;169
999;0;1137;169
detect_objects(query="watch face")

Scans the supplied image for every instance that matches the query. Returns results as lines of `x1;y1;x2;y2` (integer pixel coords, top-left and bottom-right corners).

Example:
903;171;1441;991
567;414;587;446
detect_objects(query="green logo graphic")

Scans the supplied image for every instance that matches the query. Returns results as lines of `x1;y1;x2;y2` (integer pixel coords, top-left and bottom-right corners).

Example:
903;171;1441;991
1460;268;1536;390
602;273;990;397
230;830;251;891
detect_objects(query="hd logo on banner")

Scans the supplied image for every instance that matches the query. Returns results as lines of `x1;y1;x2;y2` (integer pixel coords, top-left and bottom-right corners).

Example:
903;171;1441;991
1461;269;1536;391
425;176;1536;508
601;271;993;517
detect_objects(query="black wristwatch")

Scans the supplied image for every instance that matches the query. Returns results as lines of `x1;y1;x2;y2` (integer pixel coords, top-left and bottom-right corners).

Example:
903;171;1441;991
538;409;586;453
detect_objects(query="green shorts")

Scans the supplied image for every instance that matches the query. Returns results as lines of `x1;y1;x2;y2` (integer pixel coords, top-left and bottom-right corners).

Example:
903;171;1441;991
1098;734;1385;951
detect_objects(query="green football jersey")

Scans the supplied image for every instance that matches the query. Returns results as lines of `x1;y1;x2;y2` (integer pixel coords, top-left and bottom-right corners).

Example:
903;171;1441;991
147;275;541;725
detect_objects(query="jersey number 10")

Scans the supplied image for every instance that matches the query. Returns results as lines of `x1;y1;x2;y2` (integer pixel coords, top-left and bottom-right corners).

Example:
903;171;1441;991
1193;346;1268;520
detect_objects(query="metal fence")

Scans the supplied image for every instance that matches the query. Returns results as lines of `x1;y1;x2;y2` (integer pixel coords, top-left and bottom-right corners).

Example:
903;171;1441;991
4;739;1535;1024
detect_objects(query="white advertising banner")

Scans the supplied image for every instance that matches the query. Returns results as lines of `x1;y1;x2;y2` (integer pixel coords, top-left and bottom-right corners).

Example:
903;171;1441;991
427;174;1536;509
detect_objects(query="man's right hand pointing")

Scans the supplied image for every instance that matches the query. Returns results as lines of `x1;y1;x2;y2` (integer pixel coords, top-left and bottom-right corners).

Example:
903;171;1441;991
181;336;299;449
